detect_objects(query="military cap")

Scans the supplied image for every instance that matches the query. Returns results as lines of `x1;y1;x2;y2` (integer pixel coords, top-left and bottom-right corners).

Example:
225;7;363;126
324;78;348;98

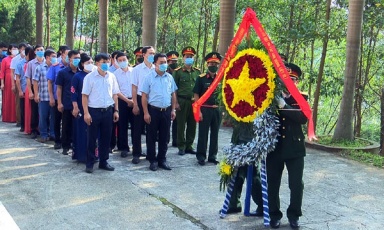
285;63;302;79
182;46;196;56
133;47;143;56
166;51;179;61
204;52;222;63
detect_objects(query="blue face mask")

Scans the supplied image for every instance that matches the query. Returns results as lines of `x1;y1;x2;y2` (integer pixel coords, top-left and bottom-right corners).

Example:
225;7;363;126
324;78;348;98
1;51;7;56
159;63;168;72
51;57;58;65
36;51;44;58
101;63;109;72
147;55;154;63
185;58;194;66
65;56;69;64
118;61;128;69
72;59;80;67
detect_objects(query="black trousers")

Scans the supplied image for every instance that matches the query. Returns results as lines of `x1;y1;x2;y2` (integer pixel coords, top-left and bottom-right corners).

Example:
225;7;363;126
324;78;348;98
54;100;62;144
132;95;145;157
30;99;39;134
20;98;25;129
146;106;171;163
117;98;134;151
61;109;73;149
86;107;113;168
110;116;118;150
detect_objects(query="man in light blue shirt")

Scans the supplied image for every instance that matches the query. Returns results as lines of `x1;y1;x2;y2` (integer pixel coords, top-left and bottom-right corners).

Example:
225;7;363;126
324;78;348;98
141;53;177;171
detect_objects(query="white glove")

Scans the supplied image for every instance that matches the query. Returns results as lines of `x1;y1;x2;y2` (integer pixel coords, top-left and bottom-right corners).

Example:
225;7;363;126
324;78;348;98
276;96;286;109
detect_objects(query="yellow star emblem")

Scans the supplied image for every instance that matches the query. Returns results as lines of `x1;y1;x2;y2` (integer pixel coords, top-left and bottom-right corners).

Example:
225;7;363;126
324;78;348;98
226;61;266;108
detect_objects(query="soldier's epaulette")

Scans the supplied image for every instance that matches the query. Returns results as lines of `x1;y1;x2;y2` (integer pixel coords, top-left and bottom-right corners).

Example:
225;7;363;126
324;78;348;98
193;67;200;71
199;73;206;78
174;67;182;71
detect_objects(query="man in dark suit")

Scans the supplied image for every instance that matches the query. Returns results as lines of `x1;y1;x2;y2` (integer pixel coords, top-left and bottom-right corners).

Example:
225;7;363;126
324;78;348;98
267;63;308;229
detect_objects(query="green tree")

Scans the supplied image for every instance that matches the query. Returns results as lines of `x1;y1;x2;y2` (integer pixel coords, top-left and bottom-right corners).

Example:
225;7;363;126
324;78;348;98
0;3;9;43
10;2;34;44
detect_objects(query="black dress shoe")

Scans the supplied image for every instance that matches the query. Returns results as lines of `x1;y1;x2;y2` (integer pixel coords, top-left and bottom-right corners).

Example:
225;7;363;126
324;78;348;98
249;209;263;217
198;160;205;166
62;148;69;155
289;219;300;229
85;167;94;173
140;152;147;156
149;162;158;171
120;151;129;158
158;162;171;170
226;207;242;214
185;149;196;154
208;159;219;165
99;163;115;171
178;150;185;155
132;157;140;164
270;219;281;229
54;143;61;149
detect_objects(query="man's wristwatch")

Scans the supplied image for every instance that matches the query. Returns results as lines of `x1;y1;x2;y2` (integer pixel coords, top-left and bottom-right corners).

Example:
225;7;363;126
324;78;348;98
114;110;119;113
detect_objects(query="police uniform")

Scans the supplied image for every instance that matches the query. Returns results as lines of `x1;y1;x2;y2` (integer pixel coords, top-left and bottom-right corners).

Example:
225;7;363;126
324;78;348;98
166;51;180;146
193;52;222;165
267;63;307;228
133;47;143;66
173;47;200;155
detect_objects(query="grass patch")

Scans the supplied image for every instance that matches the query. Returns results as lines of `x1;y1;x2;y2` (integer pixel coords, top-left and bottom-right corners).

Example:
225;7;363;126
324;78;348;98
340;150;384;168
316;136;371;148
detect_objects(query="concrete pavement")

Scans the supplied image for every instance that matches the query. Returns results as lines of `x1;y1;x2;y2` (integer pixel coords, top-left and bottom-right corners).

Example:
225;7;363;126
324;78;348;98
1;121;384;230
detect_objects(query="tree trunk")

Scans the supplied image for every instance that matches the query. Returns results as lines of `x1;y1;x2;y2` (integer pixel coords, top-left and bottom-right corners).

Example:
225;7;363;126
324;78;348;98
333;0;365;141
99;0;109;53
381;88;384;156
65;0;75;49
212;15;219;52
312;0;331;131
36;0;44;45
78;0;85;49
195;0;204;65
142;0;158;48
45;0;51;47
74;0;81;37
285;3;294;59
218;0;236;56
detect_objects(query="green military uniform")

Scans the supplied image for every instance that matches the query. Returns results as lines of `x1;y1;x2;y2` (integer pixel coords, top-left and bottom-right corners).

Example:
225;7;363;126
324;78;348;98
173;47;200;154
267;63;307;225
227;123;263;214
193;71;221;162
173;66;200;151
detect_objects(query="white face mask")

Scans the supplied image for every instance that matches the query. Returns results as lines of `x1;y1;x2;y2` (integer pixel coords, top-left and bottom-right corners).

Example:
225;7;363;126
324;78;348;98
84;63;95;72
21;50;25;56
11;50;19;56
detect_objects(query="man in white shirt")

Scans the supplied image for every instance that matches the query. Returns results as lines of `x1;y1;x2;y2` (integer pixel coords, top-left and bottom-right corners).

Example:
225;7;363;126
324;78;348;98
131;46;155;164
82;53;120;173
114;51;134;158
10;43;27;127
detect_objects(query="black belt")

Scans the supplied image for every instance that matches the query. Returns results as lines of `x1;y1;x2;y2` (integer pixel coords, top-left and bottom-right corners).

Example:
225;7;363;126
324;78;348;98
178;95;193;100
89;106;113;112
149;104;170;112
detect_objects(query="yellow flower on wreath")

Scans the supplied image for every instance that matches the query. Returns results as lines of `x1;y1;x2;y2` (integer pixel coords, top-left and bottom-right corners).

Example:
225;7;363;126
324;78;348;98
222;48;276;122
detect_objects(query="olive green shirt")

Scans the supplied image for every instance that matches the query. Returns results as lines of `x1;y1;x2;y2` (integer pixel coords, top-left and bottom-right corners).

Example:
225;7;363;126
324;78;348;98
173;66;201;99
193;72;220;106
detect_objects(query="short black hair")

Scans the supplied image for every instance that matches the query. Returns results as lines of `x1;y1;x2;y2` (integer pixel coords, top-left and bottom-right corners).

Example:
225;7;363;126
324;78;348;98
154;53;167;63
115;51;126;60
94;53;110;62
111;51;120;59
58;45;70;56
79;53;91;70
18;43;27;49
44;50;55;58
67;50;80;59
8;44;18;55
0;42;7;48
34;44;44;51
142;46;154;55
